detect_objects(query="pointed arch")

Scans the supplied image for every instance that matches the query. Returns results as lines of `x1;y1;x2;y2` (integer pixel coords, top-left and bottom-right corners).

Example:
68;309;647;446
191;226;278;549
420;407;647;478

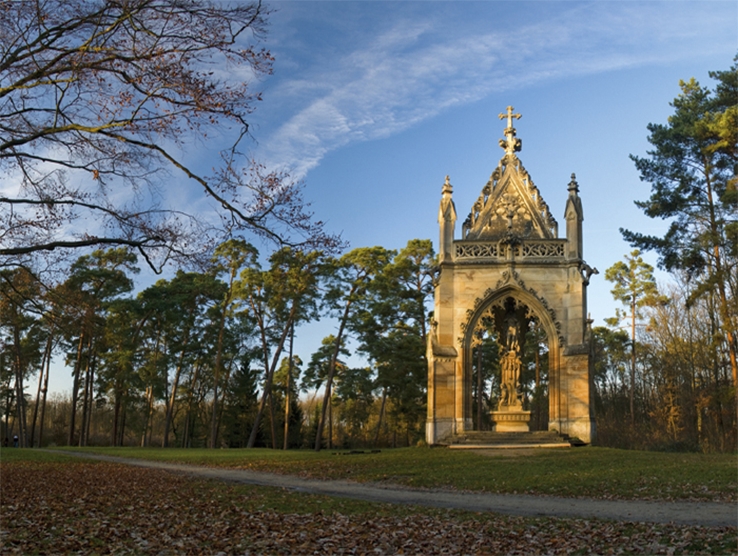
457;285;563;431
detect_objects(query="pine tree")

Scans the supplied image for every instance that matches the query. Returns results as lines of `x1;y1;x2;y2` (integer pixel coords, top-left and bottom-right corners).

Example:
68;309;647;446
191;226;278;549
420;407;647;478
623;60;738;388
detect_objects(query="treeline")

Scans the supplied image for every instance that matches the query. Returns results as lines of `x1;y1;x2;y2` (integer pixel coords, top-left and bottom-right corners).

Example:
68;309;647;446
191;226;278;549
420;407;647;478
1;241;735;451
1;240;434;450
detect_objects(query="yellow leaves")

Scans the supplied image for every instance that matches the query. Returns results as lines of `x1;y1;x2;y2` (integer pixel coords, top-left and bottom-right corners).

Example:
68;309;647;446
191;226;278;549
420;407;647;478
698;105;738;158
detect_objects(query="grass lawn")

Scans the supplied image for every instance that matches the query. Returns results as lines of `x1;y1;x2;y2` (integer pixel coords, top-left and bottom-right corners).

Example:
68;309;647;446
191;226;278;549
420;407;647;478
46;444;738;502
2;449;736;555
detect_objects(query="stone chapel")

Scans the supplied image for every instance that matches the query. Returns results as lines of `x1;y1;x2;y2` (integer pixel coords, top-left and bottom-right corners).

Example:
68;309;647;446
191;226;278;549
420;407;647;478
426;107;597;444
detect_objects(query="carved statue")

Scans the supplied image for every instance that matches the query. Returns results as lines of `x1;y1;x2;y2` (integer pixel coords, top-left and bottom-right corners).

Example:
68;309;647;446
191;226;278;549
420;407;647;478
579;261;599;285
505;316;520;353
498;349;522;409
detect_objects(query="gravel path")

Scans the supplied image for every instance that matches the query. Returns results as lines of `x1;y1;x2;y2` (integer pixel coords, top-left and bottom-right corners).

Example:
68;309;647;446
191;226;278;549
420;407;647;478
61;451;737;528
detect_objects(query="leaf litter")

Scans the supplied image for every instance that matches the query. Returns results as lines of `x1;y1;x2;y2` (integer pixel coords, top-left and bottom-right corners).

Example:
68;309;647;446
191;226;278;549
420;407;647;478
1;461;735;555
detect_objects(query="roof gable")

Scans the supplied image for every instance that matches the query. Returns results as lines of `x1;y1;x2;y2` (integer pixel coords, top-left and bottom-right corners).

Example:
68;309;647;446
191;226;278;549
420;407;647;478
462;152;558;241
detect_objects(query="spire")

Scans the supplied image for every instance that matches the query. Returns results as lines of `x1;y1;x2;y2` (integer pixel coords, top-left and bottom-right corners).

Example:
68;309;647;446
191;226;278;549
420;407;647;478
498;106;522;156
565;173;584;259
438;175;456;263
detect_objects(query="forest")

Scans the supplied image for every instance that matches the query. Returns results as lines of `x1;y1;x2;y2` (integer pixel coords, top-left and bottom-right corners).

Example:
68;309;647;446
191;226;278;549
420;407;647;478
2;232;736;452
1;2;735;453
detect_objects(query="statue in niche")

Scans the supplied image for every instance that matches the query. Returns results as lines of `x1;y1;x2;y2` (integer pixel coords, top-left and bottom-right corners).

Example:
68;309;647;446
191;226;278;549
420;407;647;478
505;316;520;353
499;315;523;409
499;350;522;409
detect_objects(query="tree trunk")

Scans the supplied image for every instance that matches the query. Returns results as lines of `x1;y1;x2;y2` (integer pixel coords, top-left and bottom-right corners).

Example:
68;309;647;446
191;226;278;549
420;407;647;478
373;387;387;447
315;297;353;451
141;385;153;447
112;390;121;446
247;306;296;449
83;349;97;446
283;323;294;450
37;340;52;448
30;335;52;447
630;301;636;426
328;395;333;450
68;331;86;446
119;402;127;446
184;359;203;448
163;358;186;447
215;357;236;447
12;323;28;448
163;322;193;447
79;336;94;447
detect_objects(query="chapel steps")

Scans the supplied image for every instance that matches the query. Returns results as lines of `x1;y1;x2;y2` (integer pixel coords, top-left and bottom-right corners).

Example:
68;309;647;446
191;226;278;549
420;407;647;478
444;430;586;449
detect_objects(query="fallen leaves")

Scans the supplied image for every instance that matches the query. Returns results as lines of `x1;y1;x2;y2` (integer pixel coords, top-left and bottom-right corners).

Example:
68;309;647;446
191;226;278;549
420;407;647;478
1;460;735;555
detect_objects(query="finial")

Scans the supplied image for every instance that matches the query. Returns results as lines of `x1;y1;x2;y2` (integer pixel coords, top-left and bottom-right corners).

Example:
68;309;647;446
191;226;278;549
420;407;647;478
568;173;579;193
442;175;453;195
498;106;522;156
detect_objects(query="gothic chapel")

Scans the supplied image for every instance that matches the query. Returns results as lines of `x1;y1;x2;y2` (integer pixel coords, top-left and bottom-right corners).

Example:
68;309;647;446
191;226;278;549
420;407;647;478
427;107;597;444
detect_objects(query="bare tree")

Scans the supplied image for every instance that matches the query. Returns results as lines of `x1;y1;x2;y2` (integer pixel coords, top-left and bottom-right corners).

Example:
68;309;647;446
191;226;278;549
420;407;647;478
0;0;335;270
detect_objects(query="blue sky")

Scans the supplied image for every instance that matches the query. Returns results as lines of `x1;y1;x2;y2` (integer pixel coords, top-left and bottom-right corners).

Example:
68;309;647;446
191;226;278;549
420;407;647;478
243;0;736;363
45;0;738;394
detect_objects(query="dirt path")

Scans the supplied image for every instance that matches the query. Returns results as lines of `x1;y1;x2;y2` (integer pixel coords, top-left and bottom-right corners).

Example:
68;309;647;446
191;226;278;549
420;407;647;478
60;451;737;528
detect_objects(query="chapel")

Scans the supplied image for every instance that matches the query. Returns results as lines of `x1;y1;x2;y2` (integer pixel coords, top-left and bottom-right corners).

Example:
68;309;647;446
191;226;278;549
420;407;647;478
426;107;596;444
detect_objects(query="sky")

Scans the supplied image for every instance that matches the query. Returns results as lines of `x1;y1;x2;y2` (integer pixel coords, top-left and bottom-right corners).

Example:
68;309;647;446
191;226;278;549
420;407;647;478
45;0;738;394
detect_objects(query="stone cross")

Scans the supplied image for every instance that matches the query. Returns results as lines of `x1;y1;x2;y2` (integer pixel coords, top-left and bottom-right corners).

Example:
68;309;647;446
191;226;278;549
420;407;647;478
498;106;522;156
498;105;521;130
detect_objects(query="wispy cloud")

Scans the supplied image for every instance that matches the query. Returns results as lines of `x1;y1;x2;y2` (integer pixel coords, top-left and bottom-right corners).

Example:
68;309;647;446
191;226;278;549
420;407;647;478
258;2;735;178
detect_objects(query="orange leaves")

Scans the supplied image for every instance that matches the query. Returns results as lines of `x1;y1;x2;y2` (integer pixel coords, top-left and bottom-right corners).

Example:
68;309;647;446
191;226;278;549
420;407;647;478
1;460;735;555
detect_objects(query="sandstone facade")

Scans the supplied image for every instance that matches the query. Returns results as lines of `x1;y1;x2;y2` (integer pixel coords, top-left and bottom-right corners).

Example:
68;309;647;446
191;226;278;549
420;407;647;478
426;107;596;444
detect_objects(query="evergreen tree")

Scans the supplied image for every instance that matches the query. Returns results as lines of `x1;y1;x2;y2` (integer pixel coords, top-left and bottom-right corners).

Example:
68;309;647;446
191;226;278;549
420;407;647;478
605;250;664;424
623;60;738;387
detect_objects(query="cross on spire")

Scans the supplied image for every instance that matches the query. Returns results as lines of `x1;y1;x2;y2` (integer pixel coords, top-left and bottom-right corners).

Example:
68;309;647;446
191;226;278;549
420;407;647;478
499;105;521;130
498;106;522;156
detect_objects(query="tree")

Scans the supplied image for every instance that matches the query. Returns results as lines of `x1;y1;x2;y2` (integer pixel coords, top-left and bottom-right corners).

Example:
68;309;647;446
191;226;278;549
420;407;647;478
623;60;738;388
304;334;350;449
208;239;257;448
605;250;663;424
60;248;138;445
244;247;324;448
313;247;393;451
0;267;45;447
144;271;224;447
0;0;335;270
350;241;434;444
273;352;303;449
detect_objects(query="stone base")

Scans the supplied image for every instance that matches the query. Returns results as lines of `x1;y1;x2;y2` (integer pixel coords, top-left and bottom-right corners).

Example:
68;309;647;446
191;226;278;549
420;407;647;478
490;410;531;432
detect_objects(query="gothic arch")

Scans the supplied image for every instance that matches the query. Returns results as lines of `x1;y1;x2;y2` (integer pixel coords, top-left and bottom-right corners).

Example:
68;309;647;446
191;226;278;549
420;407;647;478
459;286;561;429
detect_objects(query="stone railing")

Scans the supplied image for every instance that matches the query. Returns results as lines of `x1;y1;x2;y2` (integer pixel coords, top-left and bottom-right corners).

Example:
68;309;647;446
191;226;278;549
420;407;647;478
455;239;566;261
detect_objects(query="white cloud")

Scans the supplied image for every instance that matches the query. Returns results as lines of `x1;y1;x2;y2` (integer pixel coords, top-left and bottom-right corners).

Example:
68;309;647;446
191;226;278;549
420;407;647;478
258;1;736;178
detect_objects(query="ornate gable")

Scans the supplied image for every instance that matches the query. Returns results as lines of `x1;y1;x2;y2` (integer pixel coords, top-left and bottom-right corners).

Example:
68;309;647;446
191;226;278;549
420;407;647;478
461;107;558;241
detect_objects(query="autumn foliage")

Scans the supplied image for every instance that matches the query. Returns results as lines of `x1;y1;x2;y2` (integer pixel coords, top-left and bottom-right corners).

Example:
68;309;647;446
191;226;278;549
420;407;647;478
2;458;735;555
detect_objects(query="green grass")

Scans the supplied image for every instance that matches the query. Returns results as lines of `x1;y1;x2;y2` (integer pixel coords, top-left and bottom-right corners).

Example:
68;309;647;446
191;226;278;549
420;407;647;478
0;447;90;464
50;445;738;501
